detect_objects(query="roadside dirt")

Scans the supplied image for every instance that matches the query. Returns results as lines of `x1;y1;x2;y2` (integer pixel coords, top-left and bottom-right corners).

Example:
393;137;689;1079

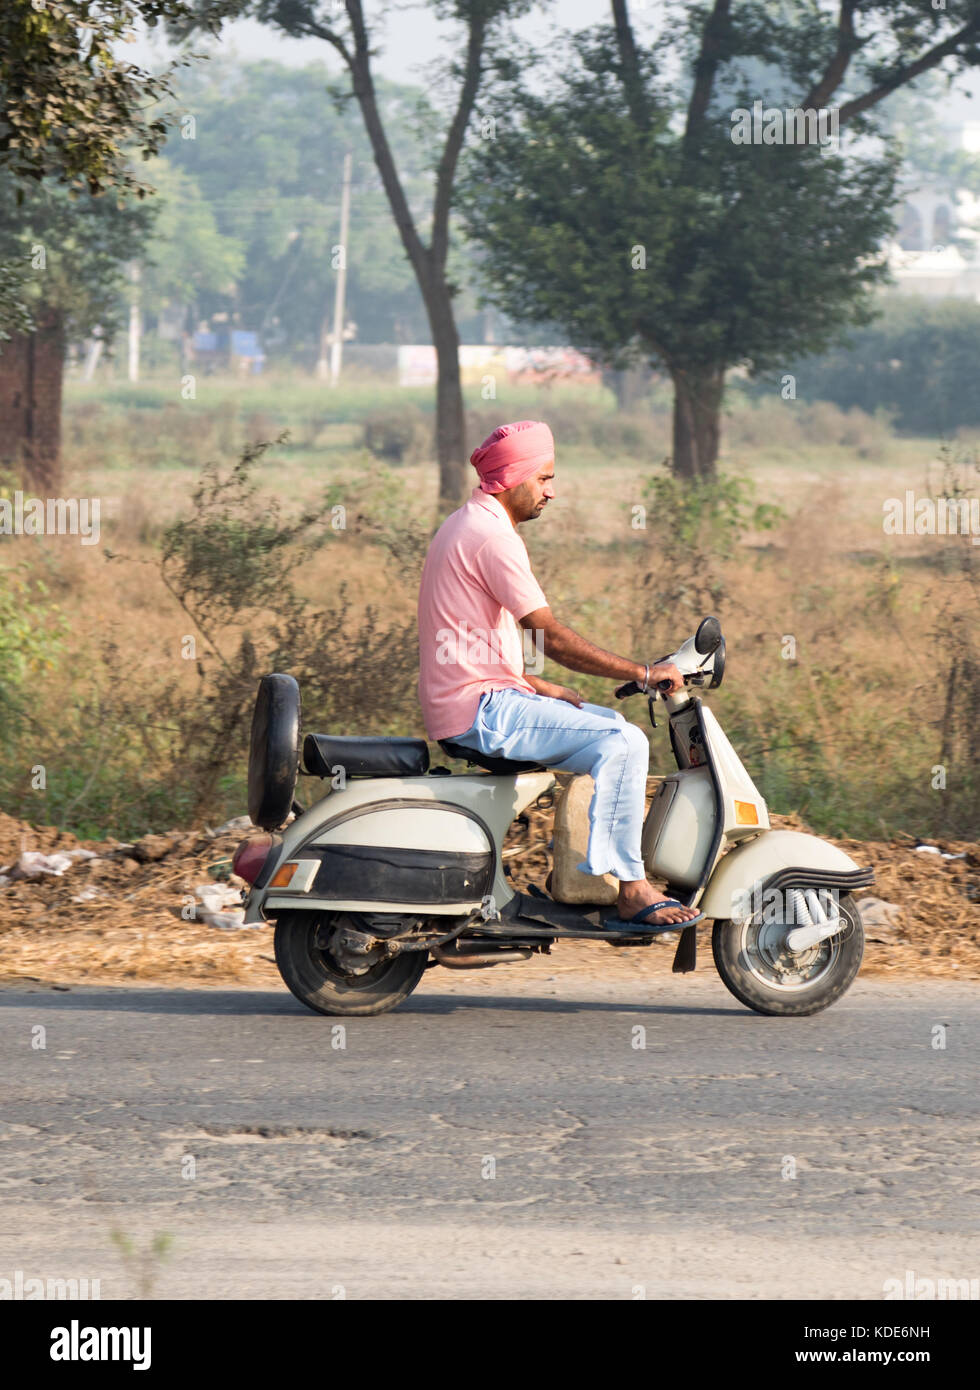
0;792;977;991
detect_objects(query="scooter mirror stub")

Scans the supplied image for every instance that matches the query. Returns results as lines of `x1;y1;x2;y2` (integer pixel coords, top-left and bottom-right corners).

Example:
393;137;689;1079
709;636;726;687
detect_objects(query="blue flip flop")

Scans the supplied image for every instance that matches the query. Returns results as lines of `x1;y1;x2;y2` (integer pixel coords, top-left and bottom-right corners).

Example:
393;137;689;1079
602;899;705;935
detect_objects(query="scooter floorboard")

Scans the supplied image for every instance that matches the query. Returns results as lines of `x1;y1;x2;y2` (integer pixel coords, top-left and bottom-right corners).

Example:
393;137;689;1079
488;891;660;944
477;922;657;945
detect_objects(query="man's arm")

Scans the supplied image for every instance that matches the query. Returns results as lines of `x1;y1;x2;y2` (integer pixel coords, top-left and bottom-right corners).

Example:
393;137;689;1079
524;672;584;707
519;606;684;693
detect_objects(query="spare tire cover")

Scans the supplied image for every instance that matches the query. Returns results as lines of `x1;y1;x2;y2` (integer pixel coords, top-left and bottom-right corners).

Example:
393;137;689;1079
248;673;301;830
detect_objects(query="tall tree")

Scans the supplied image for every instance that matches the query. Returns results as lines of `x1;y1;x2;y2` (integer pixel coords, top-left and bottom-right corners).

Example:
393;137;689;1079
0;0;212;485
138;159;246;330
0;173;150;487
460;0;980;480
178;1;532;511
0;1;212;333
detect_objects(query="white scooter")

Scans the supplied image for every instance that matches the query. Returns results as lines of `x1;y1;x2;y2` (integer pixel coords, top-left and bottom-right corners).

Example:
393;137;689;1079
234;617;873;1017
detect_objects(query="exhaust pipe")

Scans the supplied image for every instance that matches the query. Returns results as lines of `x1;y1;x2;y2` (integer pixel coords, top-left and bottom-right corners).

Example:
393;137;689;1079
430;942;533;970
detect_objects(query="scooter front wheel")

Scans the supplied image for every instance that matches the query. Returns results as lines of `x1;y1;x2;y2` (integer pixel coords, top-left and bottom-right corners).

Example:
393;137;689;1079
274;911;428;1016
711;893;865;1017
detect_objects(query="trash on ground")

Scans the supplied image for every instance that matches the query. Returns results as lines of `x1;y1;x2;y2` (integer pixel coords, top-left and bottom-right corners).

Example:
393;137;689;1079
2;849;98;881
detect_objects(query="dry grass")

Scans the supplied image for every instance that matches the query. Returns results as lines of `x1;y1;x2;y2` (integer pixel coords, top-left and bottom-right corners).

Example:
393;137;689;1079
2;377;977;845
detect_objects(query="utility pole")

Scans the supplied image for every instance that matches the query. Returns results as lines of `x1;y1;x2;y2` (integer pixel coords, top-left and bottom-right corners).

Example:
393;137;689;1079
317;152;353;385
127;262;141;383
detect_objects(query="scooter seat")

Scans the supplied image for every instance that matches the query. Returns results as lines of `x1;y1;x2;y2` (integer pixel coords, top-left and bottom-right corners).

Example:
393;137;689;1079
303;733;430;778
438;738;545;775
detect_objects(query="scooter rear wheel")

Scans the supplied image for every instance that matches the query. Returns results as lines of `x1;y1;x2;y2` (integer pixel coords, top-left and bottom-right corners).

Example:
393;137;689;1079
711;893;865;1016
274;911;427;1016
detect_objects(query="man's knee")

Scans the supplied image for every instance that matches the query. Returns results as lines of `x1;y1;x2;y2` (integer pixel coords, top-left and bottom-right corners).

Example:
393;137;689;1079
622;721;650;765
598;720;649;770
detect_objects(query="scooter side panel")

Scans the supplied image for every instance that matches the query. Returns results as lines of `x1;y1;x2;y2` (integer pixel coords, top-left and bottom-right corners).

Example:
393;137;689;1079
698;830;864;922
248;770;554;919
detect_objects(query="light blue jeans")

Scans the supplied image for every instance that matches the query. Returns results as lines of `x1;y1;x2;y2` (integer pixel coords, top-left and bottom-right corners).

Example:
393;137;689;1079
450;688;649;881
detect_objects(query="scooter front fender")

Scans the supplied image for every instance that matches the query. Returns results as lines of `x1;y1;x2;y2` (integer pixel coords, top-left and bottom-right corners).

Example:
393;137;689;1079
699;830;873;923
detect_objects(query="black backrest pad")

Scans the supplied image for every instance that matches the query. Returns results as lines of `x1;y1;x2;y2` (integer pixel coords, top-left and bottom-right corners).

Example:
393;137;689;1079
303;733;429;778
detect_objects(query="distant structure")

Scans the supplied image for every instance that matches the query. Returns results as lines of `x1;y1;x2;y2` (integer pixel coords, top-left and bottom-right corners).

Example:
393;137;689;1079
887;120;980;299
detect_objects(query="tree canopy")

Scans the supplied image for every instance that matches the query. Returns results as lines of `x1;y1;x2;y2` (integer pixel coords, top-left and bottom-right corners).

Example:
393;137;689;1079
460;0;980;477
0;169;151;339
0;0;213;341
159;58;463;348
0;0;212;196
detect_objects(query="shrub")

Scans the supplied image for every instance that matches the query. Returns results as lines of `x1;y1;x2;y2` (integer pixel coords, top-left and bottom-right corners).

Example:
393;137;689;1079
363;406;429;464
761;293;980;435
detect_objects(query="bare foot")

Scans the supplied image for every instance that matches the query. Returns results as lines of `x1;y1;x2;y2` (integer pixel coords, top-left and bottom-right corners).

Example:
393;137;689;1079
616;881;700;926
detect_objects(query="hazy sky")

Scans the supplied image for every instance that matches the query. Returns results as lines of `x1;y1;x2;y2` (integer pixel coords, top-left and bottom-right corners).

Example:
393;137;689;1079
130;1;625;83
129;1;980;118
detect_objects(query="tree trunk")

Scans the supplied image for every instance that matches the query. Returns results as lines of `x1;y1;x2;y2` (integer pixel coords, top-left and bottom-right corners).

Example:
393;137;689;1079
0;309;65;493
603;363;653;411
425;277;467;513
342;10;481;518
670;365;724;481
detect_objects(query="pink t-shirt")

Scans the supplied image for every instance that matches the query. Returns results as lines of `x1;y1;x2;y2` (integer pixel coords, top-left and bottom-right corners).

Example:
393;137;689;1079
417;487;548;740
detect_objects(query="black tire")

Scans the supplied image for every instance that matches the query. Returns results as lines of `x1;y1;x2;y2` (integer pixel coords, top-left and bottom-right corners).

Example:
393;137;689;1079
711;892;865;1017
273;912;427;1017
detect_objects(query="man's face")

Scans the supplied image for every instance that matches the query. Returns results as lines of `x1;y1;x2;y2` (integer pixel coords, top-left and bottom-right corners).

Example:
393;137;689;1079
510;461;556;522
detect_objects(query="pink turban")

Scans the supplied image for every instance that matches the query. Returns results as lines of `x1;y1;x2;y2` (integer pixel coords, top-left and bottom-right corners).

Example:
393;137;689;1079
469;420;554;494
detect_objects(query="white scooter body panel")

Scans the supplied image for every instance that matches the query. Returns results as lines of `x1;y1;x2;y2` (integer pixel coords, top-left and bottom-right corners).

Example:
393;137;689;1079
642;768;716;886
643;698;770;887
251;769;554;920
700;704;770;837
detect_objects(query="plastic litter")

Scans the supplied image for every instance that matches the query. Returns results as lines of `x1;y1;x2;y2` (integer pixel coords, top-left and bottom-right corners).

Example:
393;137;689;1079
190;882;254;931
856;895;904;932
213;816;253;835
2;849;97;880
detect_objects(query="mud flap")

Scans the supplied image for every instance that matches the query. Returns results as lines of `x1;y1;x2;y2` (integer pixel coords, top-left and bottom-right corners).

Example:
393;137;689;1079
672;924;697;973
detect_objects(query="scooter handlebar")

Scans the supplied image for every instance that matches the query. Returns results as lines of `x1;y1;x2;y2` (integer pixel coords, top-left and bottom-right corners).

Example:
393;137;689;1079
614;677;675;699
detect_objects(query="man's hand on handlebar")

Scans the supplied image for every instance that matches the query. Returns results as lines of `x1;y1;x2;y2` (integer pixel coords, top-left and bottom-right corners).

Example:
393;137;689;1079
614;661;685;700
647;661;685;694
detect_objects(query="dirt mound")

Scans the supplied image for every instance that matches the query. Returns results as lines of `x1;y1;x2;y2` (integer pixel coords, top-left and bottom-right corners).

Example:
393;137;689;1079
0;811;96;867
0;815;269;987
0;792;977;990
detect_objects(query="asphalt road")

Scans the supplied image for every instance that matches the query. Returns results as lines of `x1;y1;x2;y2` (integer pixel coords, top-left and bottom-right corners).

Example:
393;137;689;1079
1;969;977;1299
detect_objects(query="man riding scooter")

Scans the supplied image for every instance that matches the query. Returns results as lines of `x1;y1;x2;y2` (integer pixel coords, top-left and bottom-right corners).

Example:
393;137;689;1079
417;419;703;935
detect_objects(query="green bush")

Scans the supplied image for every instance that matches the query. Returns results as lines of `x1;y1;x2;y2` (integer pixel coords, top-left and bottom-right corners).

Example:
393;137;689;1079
723;395;892;458
0;566;66;723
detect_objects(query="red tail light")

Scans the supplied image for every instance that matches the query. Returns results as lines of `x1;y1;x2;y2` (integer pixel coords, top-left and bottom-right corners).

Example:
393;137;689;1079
232;834;276;885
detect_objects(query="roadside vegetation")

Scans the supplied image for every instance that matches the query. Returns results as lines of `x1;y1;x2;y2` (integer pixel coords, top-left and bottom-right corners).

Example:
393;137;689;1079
2;374;978;843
